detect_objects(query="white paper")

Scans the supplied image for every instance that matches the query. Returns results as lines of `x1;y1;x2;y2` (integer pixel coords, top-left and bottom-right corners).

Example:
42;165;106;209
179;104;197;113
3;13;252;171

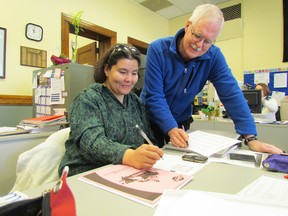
254;72;270;84
43;69;52;78
50;76;65;105
154;190;188;216
154;153;204;176
237;175;288;206
185;130;240;157
54;68;62;79
0;127;17;132
272;91;285;105
274;73;287;88
32;75;37;89
164;130;240;157
154;189;288;216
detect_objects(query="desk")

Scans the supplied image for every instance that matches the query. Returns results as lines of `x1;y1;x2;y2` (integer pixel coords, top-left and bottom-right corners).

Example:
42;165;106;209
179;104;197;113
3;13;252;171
24;161;283;216
191;119;288;152
0;131;55;196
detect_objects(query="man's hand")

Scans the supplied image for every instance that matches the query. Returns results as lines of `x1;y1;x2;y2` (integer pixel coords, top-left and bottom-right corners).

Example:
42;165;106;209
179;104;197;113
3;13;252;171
122;144;163;169
248;139;284;154
168;128;189;148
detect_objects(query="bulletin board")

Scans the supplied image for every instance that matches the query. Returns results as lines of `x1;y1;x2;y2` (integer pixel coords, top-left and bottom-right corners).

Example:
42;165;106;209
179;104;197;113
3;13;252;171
243;67;288;95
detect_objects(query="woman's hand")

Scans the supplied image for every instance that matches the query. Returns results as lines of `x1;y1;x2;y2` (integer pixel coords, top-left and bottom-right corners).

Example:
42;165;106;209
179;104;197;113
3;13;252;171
122;144;163;169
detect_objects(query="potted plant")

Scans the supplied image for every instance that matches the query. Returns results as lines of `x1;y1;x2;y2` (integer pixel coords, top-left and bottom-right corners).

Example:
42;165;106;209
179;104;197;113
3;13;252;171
71;10;84;62
201;105;220;120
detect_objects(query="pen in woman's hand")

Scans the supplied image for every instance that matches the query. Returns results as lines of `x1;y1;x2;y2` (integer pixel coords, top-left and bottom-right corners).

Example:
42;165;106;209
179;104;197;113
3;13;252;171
135;124;164;160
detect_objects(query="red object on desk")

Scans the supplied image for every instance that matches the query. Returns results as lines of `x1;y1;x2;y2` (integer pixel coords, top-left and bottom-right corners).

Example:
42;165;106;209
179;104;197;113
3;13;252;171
284;175;288;179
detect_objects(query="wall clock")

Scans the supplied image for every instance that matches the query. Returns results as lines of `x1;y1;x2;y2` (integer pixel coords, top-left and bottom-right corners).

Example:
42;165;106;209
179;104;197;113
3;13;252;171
25;23;43;42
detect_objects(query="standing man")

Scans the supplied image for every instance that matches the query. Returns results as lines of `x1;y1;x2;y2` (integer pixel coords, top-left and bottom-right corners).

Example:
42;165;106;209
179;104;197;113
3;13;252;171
140;4;283;154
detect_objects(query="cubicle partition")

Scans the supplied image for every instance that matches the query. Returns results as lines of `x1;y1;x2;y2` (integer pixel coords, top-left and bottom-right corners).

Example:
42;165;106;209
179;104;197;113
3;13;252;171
281;101;288;121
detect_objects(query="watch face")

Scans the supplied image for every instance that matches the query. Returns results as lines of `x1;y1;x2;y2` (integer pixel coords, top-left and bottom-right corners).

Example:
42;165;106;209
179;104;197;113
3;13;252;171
25;23;43;41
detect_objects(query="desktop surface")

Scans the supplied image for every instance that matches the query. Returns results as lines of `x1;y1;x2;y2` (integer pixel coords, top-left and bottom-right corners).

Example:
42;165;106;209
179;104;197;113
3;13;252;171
20;130;285;216
24;161;284;216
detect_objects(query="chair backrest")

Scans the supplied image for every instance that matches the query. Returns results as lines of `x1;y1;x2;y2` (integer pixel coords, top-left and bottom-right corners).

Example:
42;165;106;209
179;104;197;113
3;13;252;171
275;106;281;121
10;128;70;192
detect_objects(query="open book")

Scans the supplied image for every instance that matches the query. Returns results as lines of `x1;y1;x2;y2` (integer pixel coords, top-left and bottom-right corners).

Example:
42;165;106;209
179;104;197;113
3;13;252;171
79;165;193;208
164;130;241;157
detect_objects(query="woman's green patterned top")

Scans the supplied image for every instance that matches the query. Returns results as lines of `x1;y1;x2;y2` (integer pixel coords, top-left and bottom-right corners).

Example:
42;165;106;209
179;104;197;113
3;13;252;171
58;83;156;176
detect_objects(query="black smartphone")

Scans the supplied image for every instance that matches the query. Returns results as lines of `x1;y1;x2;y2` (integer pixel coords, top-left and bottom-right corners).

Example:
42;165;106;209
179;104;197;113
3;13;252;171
182;153;208;163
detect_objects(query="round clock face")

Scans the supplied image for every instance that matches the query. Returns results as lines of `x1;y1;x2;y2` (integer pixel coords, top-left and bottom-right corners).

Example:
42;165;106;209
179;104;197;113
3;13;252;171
25;23;43;42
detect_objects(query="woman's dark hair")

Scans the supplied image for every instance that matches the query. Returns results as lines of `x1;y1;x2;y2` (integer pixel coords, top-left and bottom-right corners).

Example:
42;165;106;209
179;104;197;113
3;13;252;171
256;83;271;96
94;44;141;83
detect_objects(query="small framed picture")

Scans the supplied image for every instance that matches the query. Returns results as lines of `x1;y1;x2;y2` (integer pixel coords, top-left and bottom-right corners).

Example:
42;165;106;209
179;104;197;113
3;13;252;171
0;27;6;78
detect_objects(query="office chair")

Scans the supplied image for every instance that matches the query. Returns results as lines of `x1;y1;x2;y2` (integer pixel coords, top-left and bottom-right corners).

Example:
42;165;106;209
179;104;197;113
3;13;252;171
10;128;70;192
275;106;281;121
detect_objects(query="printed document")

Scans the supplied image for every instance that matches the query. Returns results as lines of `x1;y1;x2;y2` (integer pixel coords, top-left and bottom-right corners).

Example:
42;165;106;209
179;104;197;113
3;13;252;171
237;175;288;206
164;130;240;157
154;153;205;176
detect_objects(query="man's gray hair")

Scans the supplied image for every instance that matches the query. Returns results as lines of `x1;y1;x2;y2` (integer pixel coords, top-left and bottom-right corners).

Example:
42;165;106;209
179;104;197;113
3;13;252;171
189;4;224;30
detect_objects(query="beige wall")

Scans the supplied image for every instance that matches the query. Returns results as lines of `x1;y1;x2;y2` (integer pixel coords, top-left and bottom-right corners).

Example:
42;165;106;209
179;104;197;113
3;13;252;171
1;0;287;95
168;0;288;81
0;0;168;95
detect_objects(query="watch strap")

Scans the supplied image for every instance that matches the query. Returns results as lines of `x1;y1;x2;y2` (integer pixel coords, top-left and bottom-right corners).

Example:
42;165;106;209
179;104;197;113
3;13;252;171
244;136;257;145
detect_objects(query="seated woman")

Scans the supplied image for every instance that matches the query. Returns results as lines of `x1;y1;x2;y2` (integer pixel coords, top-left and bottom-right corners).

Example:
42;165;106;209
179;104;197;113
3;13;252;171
58;44;163;177
253;83;278;122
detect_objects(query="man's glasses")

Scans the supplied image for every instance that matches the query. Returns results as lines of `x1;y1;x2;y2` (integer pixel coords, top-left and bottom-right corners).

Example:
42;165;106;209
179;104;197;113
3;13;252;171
108;44;140;60
190;25;215;47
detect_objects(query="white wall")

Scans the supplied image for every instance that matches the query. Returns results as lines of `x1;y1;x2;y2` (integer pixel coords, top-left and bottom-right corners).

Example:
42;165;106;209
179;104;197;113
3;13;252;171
0;0;168;95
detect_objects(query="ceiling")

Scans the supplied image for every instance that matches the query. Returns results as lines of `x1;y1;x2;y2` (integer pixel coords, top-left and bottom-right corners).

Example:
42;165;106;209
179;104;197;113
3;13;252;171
134;0;229;20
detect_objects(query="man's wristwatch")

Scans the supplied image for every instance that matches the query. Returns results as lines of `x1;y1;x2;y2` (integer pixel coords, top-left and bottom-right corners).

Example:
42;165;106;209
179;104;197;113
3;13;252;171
244;136;257;145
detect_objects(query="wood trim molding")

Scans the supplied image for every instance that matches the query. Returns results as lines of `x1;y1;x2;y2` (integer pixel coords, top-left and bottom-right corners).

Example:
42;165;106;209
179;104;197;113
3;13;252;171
0;95;32;105
61;13;117;58
127;37;149;55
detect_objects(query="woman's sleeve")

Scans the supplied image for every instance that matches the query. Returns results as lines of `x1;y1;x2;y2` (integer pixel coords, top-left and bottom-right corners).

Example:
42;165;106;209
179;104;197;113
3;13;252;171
263;98;278;112
69;92;129;165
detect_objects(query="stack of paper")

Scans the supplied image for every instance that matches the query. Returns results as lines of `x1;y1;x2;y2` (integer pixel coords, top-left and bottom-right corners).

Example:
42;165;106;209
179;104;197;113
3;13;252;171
0;127;29;136
164;130;241;157
19;115;66;127
19;115;67;127
17;115;68;133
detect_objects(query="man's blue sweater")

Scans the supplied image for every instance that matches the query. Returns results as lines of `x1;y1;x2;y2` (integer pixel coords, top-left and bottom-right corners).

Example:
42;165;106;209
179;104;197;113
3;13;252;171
140;28;256;136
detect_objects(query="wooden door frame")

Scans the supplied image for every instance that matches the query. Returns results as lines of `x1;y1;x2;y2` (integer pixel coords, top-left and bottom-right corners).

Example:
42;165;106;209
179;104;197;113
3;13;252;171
127;37;149;55
77;42;97;66
61;13;117;60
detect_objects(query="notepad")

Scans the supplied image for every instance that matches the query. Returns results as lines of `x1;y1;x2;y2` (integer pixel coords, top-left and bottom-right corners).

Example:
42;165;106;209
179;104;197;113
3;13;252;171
164;130;241;157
